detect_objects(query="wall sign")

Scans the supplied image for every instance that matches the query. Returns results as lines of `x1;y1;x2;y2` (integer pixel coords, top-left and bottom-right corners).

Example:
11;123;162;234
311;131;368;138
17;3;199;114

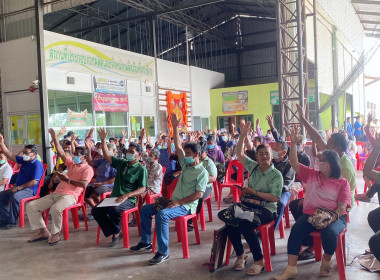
270;87;316;105
222;91;248;114
93;92;129;112
68;109;88;125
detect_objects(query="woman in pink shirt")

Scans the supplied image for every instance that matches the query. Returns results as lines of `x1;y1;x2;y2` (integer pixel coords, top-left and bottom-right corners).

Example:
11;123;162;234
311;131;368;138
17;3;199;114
275;128;351;280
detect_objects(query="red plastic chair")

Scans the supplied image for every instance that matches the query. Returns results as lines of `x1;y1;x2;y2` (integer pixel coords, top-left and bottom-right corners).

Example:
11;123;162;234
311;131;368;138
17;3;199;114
96;196;141;248
3;178;10;191
165;177;180;200
19;163;48;227
218;159;244;210
212;181;219;202
152;212;200;259
44;191;88;240
145;166;166;204
310;227;347;280
225;220;276;272
198;194;212;231
356;141;366;171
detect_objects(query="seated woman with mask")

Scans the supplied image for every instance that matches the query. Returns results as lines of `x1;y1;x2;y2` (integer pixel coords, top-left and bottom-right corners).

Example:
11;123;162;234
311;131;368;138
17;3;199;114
275;128;351;280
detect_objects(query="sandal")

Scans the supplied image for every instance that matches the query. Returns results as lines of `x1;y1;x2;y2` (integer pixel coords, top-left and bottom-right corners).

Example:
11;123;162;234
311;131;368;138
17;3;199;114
233;256;248;271
298;249;315;260
246;263;264;275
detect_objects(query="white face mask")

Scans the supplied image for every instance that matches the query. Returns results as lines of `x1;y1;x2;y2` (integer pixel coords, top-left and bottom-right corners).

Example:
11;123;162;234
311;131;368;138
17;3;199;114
98;149;103;156
22;154;31;161
272;150;279;160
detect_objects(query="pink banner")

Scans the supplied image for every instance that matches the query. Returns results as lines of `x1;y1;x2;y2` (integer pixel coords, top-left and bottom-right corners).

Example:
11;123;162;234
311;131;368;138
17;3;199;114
93;92;129;112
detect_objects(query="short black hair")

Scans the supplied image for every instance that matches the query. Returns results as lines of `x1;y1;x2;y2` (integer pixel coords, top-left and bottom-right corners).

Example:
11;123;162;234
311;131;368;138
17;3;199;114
322;150;341;179
75;147;88;156
200;145;208;154
256;143;271;154
355;116;361;120
346;117;351;120
184;141;201;156
25;144;38;154
329;133;347;153
129;142;143;153
109;137;115;141
276;140;288;151
253;136;263;143
67;131;75;137
63;140;71;146
206;135;216;143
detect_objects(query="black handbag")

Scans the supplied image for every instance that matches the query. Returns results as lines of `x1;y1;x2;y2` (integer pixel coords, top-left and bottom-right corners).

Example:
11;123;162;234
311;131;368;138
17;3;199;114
153;197;171;212
239;164;267;209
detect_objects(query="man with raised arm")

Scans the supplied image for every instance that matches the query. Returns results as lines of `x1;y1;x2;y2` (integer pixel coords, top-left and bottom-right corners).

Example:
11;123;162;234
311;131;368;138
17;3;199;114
130;114;208;265
26;128;93;244
91;127;147;247
0;135;44;229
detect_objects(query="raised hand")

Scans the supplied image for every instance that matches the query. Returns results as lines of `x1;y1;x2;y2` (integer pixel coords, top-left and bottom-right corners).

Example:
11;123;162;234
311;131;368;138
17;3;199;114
266;115;274;128
140;128;146;138
240;121;251;135
368;113;373;124
256;118;260;127
97;127;109;140
171;113;180;128
48;128;57;140
59;126;67;135
121;129;127;137
289;126;302;144
84;140;92;150
296;104;305;119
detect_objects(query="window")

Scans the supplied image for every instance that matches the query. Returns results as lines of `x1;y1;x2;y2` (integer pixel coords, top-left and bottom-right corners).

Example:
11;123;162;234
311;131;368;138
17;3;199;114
201;118;209;130
144;116;155;136
217;115;253;132
130;116;142;137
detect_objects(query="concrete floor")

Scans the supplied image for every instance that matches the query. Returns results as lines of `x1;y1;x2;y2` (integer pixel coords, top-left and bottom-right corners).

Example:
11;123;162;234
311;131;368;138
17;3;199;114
1;170;379;280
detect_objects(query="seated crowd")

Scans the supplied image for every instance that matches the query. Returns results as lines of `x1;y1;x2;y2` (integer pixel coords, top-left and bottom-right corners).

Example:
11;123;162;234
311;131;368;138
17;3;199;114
0;106;379;279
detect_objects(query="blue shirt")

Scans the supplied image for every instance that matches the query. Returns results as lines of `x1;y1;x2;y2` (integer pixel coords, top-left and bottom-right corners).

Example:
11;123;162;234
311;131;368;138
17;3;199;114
346;122;353;139
93;158;117;187
354;121;362;137
15;156;44;196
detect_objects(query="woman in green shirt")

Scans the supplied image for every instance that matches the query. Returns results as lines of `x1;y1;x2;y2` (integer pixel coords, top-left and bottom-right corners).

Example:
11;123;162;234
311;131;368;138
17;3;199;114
225;121;283;276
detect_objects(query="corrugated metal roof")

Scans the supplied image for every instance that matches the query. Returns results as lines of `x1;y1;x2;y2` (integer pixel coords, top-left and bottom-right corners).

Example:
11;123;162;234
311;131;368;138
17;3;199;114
351;0;380;37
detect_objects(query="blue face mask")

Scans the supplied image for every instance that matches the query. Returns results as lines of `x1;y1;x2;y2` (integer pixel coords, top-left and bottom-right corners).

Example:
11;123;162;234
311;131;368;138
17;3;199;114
157;145;162;150
222;136;227;141
125;153;135;162
208;144;214;150
171;143;175;149
184;156;195;165
296;145;302;152
73;156;82;165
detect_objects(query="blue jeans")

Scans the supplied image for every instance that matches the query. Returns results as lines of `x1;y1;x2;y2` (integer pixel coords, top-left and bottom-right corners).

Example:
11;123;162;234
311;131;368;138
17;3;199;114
287;213;347;256
274;191;291;230
0;188;34;224
140;204;189;255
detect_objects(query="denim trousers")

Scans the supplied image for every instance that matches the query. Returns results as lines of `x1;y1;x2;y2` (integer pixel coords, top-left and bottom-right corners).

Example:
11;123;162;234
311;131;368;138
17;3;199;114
287;213;347;256
140;203;189;255
274;191;291;230
0;188;34;224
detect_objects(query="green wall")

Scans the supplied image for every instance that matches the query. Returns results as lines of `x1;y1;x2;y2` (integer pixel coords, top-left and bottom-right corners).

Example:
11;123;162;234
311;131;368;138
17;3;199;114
319;93;352;131
210;83;277;132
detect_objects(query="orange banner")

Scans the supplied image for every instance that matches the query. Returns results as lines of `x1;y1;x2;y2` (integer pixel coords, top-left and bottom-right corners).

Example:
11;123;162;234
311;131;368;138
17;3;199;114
166;91;188;137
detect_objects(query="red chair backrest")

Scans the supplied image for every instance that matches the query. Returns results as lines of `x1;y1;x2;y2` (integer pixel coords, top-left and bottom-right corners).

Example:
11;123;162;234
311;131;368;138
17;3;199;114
225;159;244;184
168;177;180;199
356;141;365;149
52;155;57;167
3;178;10;191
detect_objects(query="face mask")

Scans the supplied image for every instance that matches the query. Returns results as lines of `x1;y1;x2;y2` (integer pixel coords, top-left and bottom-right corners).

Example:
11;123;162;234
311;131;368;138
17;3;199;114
125;153;135;161
161;144;167;149
222;136;227;141
98;149;103;156
157;145;162;150
0;160;5;164
208;144;214;150
272;150;279;160
147;157;154;163
319;162;330;175
296;145;302;152
171;143;175;149
73;156;82;164
184;156;195;165
22;154;31;161
267;134;272;138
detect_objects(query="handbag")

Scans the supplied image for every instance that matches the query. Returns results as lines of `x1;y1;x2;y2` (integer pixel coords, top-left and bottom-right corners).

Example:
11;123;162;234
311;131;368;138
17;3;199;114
153;197;171;212
218;203;261;228
239;164;266;209
207;226;228;272
307;207;339;230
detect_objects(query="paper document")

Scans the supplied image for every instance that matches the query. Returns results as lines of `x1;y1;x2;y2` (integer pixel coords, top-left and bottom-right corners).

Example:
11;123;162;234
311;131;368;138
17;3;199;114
97;197;123;208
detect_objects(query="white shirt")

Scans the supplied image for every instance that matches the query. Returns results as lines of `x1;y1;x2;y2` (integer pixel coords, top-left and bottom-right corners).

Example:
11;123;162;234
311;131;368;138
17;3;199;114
0;162;13;188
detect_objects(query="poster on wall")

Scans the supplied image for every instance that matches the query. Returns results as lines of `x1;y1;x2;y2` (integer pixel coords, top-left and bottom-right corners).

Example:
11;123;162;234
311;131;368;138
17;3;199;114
93;75;126;95
222;91;248;114
67;109;88;125
93;92;129;112
166;91;189;137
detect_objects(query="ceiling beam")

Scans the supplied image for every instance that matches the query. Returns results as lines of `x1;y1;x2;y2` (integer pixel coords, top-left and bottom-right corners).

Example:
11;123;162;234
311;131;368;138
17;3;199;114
356;11;380;16
65;0;226;35
360;19;380;24
352;0;380;4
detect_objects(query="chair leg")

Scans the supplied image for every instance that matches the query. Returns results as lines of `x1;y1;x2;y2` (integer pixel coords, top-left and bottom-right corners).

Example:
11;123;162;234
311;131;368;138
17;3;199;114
62;209;70;240
313;236;322;261
278;218;286;239
206;198;213;222
121;212;130;248
176;220;182;242
82;206;88;231
199;203;206;231
269;224;276;255
152;222;157;253
96;226;101;245
71;208;79;228
335;235;346;280
213;181;218;202
259;227;272;272
193;217;200;245
44;209;50;226
218;185;223;210
285;203;290;228
135;211;141;236
19;200;25;227
181;219;190;259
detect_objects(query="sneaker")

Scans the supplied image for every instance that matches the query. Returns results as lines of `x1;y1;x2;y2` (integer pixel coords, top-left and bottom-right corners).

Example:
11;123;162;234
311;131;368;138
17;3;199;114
149;252;169;265
129;218;137;227
109;232;123;247
187;220;194;232
86;214;95;221
355;193;371;202
130;242;152;252
0;223;16;230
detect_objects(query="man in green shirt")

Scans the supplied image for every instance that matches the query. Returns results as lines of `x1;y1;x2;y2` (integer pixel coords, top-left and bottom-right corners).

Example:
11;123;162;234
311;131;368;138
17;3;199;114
92;128;147;247
131;114;208;265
